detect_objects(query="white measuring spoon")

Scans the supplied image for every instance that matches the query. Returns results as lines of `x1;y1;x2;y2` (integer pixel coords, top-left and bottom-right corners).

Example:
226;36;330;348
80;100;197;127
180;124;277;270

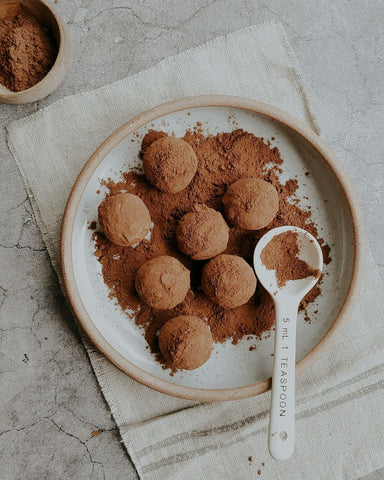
253;226;323;460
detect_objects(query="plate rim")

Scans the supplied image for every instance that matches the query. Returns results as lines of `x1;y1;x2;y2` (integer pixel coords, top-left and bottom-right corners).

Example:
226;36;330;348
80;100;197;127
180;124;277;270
60;95;365;402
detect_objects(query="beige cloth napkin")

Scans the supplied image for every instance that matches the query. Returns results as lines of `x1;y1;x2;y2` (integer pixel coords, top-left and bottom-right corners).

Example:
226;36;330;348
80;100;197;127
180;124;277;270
7;22;384;480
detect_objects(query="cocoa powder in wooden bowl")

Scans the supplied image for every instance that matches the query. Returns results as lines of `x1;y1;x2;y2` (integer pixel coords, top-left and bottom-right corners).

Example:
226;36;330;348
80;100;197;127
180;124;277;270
0;0;70;104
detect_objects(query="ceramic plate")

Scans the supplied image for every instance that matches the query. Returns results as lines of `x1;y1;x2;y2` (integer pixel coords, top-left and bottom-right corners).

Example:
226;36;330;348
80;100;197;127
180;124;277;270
61;96;364;401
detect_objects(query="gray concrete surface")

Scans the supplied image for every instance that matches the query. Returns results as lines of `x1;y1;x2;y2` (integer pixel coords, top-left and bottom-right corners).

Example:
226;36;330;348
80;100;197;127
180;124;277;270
0;1;383;479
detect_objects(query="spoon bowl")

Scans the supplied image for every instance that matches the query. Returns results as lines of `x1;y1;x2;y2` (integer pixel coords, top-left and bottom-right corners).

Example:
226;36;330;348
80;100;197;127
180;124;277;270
253;226;323;460
254;225;323;300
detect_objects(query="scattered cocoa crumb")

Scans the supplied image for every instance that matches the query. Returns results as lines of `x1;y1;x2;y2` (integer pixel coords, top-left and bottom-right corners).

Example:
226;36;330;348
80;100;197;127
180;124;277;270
321;244;332;265
248;456;253;462
88;221;97;230
257;469;261;475
93;129;330;360
261;462;265;467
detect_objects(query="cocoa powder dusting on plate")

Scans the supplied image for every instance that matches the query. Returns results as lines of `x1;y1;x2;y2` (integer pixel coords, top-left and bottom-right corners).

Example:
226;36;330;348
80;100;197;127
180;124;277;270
93;129;331;357
260;230;321;288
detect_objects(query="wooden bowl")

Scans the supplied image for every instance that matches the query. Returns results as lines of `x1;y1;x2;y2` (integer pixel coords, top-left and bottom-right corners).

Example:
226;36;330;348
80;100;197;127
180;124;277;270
0;0;70;104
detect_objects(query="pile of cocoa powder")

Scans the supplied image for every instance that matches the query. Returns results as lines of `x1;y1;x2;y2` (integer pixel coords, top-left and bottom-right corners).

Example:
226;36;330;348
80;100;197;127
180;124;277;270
0;4;57;92
260;230;321;287
93;128;331;356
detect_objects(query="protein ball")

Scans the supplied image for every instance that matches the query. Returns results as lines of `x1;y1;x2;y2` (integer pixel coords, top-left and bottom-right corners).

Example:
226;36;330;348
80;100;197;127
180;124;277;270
140;130;168;157
223;178;279;230
159;315;213;370
98;192;151;247
135;256;190;309
202;254;257;308
176;204;229;260
143;136;198;193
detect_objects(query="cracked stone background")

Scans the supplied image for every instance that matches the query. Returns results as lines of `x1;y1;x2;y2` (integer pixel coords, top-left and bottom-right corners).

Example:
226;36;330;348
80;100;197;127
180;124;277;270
0;1;383;479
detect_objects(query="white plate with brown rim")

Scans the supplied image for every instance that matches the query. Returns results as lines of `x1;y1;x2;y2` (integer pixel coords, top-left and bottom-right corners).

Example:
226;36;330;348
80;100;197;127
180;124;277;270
61;95;365;402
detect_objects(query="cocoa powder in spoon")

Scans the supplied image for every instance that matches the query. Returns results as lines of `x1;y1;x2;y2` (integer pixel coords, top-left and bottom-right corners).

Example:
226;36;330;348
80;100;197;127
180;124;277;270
93;128;331;355
260;230;321;288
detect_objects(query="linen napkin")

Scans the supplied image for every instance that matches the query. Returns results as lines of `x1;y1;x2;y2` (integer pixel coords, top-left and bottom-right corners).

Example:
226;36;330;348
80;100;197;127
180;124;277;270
7;22;384;480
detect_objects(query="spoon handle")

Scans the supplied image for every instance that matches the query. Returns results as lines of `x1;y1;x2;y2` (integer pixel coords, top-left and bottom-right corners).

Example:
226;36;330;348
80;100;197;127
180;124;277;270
268;300;298;460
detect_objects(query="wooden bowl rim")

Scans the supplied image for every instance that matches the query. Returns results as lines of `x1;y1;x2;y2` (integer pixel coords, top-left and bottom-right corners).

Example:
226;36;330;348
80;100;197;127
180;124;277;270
61;95;365;402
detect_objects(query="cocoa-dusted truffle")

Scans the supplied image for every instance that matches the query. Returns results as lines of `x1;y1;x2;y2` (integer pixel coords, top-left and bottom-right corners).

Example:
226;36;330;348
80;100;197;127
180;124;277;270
98;192;151;246
159;315;213;370
140;130;168;157
135;256;190;309
176;204;229;260
202;254;257;308
223;178;279;230
143;136;198;193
